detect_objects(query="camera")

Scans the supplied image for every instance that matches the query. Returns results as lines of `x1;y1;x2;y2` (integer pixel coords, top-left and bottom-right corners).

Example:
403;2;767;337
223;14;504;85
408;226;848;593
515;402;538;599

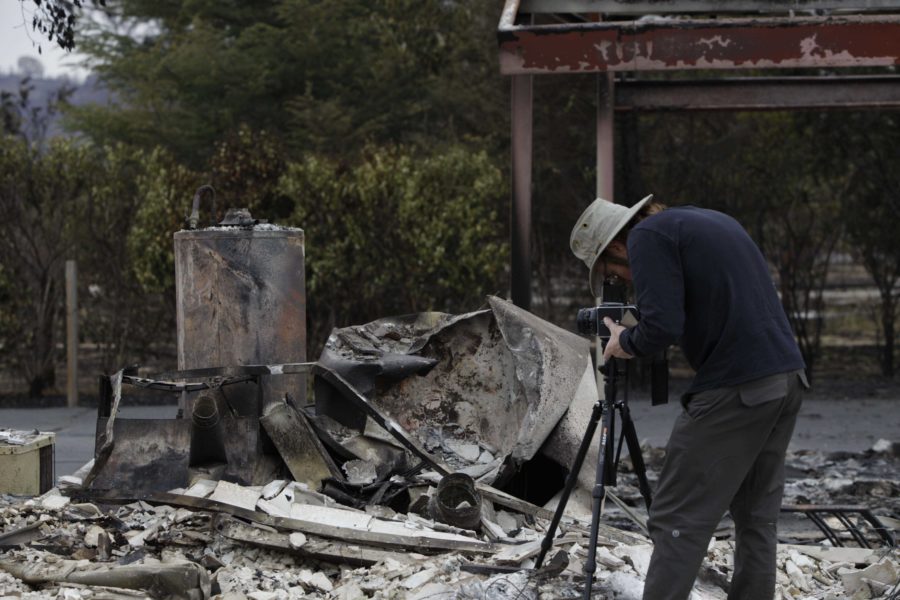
576;275;639;339
576;303;640;339
576;276;669;406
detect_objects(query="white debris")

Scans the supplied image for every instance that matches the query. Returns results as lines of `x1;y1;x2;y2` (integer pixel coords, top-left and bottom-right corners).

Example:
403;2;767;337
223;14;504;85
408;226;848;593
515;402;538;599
209;480;262;511
342;459;378;485
182;478;218;498
784;559;810;592
444;439;482;462
602;570;645;599
612;543;653;577
260;479;288;500
83;525;108;548
841;558;899;596
0;441;895;600
871;439;895;454
39;491;70;511
401;567;438;589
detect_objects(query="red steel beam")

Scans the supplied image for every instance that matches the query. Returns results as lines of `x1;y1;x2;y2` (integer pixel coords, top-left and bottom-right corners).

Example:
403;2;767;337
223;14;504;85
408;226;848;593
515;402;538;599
614;76;900;110
499;14;900;74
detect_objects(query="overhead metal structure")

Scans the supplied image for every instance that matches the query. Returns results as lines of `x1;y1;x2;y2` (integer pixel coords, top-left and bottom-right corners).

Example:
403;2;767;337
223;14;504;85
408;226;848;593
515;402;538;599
498;0;900;309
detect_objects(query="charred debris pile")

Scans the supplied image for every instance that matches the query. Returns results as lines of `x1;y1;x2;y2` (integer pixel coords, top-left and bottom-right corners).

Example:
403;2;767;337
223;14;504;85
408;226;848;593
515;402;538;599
1;207;897;599
0;299;897;598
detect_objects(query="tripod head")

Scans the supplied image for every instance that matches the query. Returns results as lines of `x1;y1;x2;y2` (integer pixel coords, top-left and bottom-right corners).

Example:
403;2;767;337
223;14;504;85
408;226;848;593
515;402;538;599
598;354;626;380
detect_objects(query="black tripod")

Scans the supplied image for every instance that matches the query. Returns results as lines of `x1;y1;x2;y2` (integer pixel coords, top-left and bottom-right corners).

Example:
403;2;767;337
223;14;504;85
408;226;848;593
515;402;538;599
535;355;654;599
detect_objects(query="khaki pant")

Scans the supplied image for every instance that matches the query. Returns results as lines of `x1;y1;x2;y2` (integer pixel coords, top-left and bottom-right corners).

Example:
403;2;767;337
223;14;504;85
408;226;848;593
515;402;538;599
642;370;806;600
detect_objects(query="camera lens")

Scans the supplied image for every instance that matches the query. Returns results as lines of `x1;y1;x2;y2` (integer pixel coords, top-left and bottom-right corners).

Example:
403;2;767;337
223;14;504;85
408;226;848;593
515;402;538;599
576;307;598;336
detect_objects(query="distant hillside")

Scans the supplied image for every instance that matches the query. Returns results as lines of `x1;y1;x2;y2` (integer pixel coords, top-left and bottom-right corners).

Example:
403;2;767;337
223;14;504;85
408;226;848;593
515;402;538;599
0;72;111;138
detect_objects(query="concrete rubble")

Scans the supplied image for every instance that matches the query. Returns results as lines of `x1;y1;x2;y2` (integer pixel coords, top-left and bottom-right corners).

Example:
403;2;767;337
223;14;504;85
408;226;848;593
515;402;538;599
0;451;897;600
1;301;898;598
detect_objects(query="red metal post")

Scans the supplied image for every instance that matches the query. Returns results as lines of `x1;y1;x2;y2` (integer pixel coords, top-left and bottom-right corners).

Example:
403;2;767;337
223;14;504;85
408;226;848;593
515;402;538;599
596;73;615;202
511;73;534;310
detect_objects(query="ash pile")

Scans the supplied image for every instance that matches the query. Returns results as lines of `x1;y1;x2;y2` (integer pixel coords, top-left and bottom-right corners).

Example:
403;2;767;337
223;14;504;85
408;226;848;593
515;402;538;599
1;297;898;599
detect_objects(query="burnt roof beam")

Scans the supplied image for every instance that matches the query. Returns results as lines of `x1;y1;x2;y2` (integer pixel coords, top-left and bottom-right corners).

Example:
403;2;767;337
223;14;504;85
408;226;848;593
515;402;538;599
519;1;900;15
615;76;900;110
499;13;900;73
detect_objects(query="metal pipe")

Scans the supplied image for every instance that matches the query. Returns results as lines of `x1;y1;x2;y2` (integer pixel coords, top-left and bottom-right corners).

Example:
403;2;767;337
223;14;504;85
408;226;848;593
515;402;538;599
192;393;221;429
187;185;216;230
189;393;227;466
429;473;483;531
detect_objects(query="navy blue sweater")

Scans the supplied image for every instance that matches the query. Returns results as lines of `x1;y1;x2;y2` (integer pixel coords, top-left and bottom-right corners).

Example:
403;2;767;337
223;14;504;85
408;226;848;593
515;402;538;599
618;206;805;394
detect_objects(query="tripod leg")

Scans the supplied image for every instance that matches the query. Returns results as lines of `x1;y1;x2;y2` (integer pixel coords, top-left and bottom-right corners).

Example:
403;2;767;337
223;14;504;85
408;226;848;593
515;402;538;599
534;397;606;569
582;357;618;600
619;402;653;511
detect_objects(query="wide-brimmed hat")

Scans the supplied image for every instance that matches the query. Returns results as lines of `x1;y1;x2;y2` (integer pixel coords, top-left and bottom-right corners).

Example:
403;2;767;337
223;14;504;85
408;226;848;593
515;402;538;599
569;194;653;297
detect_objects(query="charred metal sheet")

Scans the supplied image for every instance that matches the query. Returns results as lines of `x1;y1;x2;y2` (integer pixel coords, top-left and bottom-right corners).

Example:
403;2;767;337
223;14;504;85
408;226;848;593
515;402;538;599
104;362;456;481
319;297;593;485
313;364;456;477
218;416;282;485
317;342;437;431
488;297;594;461
615;75;900;110
260;399;343;488
518;0;900;14
87;368;283;492
498;15;900;74
89;418;191;493
87;414;274;492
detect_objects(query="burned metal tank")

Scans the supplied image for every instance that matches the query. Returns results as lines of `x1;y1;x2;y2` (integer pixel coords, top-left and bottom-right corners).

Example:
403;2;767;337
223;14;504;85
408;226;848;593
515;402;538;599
174;188;306;416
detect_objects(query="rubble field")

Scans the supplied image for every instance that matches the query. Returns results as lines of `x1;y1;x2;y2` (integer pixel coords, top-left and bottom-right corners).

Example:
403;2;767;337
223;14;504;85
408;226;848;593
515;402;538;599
0;439;896;600
1;299;897;599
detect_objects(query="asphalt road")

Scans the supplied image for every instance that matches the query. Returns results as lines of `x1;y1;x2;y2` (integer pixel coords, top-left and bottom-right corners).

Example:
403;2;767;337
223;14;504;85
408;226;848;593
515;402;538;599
1;396;897;477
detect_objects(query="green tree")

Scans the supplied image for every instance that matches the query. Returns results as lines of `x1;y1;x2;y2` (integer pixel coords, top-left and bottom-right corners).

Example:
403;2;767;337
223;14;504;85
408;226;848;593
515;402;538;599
127;148;198;296
207;125;289;220
69;0;506;166
77;144;182;372
279;145;508;354
837;112;900;377
0;137;97;396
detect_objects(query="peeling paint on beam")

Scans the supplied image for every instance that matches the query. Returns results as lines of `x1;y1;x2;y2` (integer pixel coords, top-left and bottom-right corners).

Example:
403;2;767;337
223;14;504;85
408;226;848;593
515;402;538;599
498;15;900;73
614;76;900;110
519;0;900;15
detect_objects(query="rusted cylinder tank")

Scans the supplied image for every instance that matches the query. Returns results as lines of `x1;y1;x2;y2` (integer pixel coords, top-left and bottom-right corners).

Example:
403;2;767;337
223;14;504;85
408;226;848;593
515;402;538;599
174;206;306;414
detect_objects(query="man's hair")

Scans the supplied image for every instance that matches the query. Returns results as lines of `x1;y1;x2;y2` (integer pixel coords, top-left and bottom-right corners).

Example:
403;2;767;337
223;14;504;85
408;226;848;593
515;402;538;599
614;200;667;244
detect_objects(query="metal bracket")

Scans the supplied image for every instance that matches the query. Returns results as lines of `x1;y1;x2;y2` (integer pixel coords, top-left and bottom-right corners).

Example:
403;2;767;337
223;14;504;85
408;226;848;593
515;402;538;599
781;504;896;548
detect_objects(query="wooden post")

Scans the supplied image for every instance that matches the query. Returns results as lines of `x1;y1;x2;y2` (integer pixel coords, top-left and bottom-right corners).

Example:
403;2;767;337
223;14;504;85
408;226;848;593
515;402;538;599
65;260;78;407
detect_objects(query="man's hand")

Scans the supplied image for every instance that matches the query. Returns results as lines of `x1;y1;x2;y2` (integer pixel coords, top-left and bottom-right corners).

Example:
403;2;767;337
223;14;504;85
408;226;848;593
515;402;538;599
603;317;634;361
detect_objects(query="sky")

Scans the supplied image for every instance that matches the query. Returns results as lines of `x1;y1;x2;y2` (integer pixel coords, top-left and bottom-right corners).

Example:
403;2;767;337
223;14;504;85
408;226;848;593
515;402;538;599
1;0;90;80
